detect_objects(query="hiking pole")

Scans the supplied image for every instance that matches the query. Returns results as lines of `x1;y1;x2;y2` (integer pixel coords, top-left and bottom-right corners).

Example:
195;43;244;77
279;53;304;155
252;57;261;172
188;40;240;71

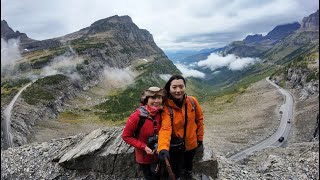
164;157;176;180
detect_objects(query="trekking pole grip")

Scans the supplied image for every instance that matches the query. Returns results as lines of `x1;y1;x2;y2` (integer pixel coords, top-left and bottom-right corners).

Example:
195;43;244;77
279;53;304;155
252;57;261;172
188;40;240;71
164;157;176;180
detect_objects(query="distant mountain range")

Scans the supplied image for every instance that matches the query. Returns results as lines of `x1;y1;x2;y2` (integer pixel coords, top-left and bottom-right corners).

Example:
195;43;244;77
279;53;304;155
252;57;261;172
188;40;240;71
224;10;318;59
167;10;319;90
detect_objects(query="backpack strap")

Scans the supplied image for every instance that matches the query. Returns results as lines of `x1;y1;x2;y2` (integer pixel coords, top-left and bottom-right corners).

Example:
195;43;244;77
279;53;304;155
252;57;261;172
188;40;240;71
167;96;196;138
188;96;195;111
134;116;146;137
167;105;174;123
167;96;194;121
134;106;161;137
133;106;148;137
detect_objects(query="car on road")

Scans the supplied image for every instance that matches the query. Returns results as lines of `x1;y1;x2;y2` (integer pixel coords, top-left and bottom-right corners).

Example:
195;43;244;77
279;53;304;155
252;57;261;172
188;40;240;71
287;119;291;123
278;137;285;142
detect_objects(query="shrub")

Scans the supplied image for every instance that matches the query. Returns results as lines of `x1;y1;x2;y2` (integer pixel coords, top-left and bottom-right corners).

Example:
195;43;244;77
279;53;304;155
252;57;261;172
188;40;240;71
306;71;319;82
35;74;68;86
22;86;55;105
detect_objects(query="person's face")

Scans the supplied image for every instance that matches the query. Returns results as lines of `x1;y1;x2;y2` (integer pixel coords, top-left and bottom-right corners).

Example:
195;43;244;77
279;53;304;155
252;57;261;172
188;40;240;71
147;95;163;107
169;79;185;100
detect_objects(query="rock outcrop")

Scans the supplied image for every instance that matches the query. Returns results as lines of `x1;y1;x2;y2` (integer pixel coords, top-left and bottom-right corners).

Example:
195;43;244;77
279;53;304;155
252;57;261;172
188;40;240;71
1;20;35;43
301;10;319;30
286;67;319;100
20;39;62;52
1;128;218;180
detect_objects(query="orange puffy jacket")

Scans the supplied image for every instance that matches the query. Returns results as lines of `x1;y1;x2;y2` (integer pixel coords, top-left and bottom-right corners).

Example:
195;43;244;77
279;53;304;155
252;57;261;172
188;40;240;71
158;95;204;152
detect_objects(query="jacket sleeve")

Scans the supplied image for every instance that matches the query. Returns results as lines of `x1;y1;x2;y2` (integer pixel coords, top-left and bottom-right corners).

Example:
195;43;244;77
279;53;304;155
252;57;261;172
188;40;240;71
157;107;172;152
122;110;147;150
193;97;204;141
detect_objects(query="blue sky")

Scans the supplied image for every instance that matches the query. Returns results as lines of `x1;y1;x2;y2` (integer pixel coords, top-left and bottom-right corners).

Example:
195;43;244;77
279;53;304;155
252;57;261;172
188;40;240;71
1;0;319;51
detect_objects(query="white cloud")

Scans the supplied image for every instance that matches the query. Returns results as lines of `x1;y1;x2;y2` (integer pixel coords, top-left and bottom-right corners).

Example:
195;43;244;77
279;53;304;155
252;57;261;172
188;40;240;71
197;53;260;71
40;54;83;79
101;67;137;90
159;74;172;81
1;38;21;68
175;63;205;78
229;57;259;71
1;0;318;50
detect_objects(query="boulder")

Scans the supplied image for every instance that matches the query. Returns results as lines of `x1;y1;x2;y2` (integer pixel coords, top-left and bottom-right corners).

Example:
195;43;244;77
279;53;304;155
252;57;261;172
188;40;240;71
53;128;218;179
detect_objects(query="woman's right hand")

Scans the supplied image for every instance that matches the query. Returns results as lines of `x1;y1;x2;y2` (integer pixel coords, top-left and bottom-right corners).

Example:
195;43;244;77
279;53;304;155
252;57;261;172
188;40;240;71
144;146;154;155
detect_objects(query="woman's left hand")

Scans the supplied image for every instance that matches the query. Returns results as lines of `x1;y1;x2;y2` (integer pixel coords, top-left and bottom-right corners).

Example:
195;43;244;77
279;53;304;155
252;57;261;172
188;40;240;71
144;146;154;155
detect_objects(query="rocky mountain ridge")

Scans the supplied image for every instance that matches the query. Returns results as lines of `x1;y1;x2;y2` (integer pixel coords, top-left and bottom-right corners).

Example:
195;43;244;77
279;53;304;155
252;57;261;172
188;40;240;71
1;20;35;43
196;10;319;90
243;22;301;44
224;10;319;58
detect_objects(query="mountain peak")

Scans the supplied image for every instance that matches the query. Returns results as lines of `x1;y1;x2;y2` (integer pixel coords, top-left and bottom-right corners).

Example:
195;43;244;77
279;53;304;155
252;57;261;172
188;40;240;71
90;15;133;27
1;19;16;40
243;34;264;43
265;22;301;40
1;19;35;43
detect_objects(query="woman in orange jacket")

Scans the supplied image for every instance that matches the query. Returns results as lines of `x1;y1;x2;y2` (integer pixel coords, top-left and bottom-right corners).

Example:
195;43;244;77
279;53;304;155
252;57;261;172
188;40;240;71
157;74;204;179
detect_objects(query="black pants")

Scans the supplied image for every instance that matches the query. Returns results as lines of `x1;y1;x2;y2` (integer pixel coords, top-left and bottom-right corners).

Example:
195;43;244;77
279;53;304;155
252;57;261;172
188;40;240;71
139;163;159;180
169;148;196;179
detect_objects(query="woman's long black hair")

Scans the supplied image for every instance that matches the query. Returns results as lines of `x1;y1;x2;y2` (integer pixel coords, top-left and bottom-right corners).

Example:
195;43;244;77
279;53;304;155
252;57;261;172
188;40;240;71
164;74;186;97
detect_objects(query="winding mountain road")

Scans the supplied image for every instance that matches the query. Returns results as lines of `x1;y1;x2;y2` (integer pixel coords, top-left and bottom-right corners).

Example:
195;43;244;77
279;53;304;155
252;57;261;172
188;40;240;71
229;77;294;161
3;82;33;149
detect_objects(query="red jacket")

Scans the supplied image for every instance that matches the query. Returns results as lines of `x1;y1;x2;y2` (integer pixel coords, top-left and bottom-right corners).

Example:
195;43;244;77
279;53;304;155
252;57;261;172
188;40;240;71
122;106;161;164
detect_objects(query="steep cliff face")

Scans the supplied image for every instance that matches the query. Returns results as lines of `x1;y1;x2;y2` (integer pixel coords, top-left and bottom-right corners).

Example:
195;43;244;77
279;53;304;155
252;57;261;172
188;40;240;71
301;10;319;29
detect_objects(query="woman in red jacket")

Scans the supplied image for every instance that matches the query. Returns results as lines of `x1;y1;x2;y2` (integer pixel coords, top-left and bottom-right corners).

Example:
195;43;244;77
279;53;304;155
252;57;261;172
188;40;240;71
122;86;165;180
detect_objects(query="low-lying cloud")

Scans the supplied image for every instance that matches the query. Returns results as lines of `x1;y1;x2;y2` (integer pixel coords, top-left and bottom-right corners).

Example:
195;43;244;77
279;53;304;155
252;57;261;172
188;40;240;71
1;38;83;81
40;54;83;79
175;63;205;78
159;74;172;81
1;38;21;73
101;67;137;90
197;53;260;71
